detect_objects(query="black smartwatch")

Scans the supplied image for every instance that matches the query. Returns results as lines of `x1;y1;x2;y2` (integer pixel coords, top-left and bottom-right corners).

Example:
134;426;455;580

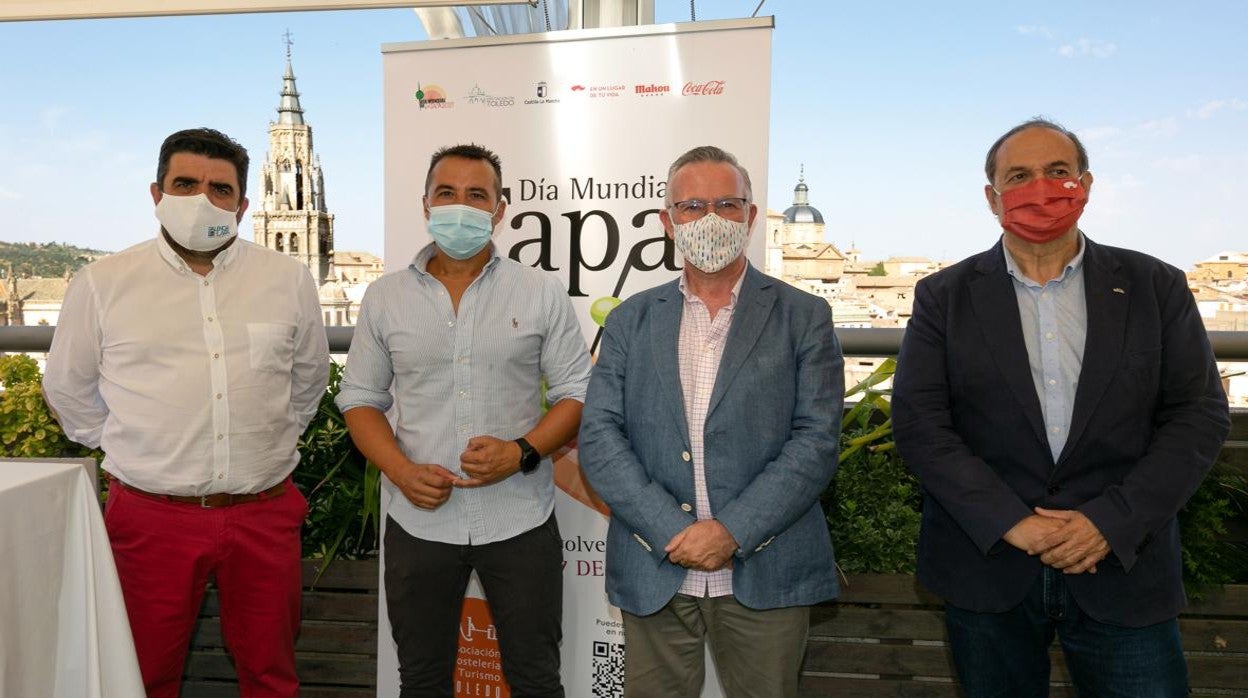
515;437;541;474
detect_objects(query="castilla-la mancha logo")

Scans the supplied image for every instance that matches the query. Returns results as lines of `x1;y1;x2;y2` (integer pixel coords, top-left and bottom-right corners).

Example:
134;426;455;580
682;80;726;96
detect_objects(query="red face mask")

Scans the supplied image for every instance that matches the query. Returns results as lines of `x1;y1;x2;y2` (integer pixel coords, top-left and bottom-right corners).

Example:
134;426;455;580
995;177;1088;244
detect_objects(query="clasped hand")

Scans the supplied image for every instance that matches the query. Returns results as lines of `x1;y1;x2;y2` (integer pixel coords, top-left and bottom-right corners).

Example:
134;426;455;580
665;520;738;572
1003;507;1111;574
393;435;522;510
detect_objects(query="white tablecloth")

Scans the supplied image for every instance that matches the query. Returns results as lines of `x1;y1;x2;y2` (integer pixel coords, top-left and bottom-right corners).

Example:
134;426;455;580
0;461;144;697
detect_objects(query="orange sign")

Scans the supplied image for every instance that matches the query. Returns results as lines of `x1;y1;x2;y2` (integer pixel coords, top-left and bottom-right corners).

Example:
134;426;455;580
455;597;510;697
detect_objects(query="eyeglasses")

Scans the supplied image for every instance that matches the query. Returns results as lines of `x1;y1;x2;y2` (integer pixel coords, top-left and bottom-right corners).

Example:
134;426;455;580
669;197;750;222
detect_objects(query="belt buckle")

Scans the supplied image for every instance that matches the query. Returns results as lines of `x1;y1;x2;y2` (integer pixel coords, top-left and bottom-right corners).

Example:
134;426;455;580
200;494;212;508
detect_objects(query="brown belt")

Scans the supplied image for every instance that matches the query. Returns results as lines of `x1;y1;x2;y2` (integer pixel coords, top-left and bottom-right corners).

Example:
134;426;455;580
112;477;287;508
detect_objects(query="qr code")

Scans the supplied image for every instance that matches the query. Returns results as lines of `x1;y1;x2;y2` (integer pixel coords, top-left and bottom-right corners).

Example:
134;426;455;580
590;640;625;697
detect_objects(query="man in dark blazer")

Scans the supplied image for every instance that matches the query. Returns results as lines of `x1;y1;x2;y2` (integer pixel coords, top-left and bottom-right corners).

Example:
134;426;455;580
579;145;843;697
892;118;1230;696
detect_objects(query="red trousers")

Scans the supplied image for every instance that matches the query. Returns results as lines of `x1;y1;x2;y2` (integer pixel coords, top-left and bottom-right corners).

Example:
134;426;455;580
104;479;307;698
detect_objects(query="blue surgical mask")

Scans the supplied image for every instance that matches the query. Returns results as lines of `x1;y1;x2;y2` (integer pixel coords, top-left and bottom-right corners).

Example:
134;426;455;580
427;204;496;260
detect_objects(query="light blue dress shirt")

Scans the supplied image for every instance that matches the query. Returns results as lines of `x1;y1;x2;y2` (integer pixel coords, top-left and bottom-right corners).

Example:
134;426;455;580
1002;235;1088;461
336;243;592;544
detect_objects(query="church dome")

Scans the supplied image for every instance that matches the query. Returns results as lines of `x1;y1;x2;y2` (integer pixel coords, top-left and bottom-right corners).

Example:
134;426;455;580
782;168;824;224
318;280;348;302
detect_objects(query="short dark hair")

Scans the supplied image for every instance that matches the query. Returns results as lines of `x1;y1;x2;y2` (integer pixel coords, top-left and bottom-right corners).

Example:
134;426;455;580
984;117;1089;183
665;145;753;206
425;144;503;199
156;128;249;201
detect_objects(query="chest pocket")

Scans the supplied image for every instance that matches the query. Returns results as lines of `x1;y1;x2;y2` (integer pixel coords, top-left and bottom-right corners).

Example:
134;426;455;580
248;322;296;373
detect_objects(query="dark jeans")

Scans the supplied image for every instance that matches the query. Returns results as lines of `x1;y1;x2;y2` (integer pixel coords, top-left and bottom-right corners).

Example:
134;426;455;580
384;514;565;698
943;566;1188;697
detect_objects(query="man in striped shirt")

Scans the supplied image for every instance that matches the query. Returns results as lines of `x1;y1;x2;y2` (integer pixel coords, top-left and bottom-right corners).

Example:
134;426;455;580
337;144;591;697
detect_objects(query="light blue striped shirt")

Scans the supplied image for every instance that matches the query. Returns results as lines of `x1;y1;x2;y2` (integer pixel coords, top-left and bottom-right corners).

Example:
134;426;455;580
1002;235;1088;461
336;242;592;544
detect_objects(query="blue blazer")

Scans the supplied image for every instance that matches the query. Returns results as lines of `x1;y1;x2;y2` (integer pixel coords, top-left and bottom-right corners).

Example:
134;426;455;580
578;265;844;616
892;236;1230;627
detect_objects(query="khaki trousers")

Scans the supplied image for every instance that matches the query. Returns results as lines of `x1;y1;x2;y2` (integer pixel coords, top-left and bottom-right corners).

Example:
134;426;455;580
621;594;809;698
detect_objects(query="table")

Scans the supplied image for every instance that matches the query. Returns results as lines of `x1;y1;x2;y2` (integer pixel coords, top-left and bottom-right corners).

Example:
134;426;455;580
0;461;144;697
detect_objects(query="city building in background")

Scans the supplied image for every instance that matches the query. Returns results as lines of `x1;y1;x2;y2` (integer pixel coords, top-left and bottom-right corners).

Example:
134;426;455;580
249;40;380;327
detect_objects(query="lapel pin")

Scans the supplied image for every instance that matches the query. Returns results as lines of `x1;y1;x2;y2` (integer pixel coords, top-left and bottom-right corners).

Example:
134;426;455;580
1112;287;1125;294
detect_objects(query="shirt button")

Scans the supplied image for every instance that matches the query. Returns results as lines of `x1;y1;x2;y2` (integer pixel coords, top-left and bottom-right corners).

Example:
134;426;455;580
217;434;224;440
681;451;691;462
1048;379;1057;386
216;393;223;399
447;321;454;327
1045;332;1054;340
680;503;693;512
218;474;224;480
213;353;220;359
203;280;209;286
207;317;214;322
1050;426;1061;434
459;390;467;398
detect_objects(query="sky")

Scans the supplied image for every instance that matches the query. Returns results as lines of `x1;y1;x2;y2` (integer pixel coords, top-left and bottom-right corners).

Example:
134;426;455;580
0;0;1245;271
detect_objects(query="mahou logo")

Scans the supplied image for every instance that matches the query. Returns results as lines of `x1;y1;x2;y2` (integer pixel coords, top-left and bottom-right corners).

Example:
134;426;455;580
682;80;726;96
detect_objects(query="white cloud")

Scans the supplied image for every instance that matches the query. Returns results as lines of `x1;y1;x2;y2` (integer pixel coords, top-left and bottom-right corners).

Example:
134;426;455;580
1134;117;1179;138
40;106;70;131
1016;24;1054;39
1154;154;1202;174
1078;126;1122;144
1057;38;1117;58
1187;98;1248;120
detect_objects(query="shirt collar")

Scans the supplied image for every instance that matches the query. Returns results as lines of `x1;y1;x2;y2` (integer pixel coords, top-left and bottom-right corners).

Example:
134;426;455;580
1002;232;1086;287
155;230;241;274
410;241;500;277
678;261;748;305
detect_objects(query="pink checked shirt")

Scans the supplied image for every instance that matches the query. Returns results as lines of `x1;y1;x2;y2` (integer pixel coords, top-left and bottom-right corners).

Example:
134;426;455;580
676;267;746;598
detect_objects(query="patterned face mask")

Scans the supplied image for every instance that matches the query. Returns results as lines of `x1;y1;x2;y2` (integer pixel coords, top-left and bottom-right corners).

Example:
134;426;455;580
671;212;749;274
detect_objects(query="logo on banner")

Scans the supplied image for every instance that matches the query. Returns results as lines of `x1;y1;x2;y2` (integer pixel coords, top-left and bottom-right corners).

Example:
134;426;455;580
682;80;726;96
456;598;510;697
634;83;670;96
465;84;515;108
525;80;561;105
414;82;454;110
569;83;626;99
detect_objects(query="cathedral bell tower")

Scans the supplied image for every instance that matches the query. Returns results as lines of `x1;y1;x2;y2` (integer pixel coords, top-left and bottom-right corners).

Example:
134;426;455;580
251;34;334;285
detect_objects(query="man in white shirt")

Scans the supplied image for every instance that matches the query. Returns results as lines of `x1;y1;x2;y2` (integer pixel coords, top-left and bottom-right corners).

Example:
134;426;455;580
43;127;330;698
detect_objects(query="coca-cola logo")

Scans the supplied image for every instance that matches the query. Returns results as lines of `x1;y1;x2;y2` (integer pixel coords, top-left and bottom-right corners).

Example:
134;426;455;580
682;80;725;96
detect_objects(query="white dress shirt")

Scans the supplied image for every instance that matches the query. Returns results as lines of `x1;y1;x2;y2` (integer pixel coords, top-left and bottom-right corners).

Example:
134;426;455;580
43;235;329;496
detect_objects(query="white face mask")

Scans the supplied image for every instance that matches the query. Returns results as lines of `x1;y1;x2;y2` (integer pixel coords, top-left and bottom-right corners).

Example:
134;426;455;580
672;212;750;273
154;192;238;252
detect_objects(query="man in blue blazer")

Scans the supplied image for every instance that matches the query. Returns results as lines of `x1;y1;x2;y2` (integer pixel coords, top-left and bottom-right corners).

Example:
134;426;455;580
579;146;843;697
892;118;1230;696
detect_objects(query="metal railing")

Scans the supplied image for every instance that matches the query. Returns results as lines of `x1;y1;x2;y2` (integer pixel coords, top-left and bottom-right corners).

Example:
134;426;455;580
2;325;1247;359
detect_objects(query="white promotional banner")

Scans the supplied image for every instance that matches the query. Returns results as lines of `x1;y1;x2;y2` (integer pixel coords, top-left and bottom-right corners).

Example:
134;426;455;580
380;17;772;697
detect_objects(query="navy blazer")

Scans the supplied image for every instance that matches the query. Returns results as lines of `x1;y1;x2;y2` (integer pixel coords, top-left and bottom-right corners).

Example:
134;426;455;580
578;265;844;616
892;236;1230;626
